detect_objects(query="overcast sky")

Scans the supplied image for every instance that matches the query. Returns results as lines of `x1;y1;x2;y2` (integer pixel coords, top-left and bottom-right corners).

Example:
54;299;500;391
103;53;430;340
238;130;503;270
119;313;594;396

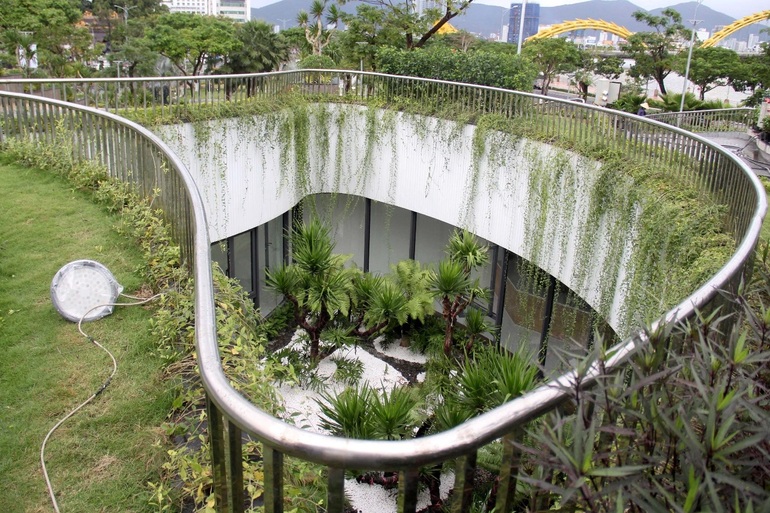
249;0;768;21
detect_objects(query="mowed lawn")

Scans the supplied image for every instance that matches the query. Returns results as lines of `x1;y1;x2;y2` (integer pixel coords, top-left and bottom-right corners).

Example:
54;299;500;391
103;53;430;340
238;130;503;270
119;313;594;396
0;158;173;512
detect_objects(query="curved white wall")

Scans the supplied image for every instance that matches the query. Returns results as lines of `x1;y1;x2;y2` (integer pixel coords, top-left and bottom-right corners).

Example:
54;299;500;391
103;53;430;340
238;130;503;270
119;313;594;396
155;104;636;335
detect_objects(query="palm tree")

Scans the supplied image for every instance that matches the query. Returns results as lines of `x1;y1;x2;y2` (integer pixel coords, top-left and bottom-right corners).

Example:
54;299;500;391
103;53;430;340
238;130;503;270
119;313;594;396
266;219;355;360
432;230;490;356
222;20;288;98
297;0;340;56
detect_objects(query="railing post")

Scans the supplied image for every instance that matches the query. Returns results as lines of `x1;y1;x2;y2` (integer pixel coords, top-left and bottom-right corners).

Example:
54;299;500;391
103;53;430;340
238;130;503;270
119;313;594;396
263;446;284;513
495;430;522;513
327;467;345;513
228;420;245;513
207;396;231;512
452;451;477;513
397;468;419;513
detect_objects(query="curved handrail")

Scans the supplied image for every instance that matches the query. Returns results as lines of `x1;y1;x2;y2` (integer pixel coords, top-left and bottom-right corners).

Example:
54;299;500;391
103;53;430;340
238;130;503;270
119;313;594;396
1;70;765;510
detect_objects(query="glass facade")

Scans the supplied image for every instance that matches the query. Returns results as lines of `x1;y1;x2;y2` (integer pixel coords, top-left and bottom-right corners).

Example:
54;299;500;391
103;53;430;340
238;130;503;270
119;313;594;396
210;193;609;370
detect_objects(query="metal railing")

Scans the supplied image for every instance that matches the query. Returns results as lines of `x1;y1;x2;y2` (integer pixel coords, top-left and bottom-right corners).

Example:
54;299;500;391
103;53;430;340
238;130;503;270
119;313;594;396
0;71;765;513
647;107;756;133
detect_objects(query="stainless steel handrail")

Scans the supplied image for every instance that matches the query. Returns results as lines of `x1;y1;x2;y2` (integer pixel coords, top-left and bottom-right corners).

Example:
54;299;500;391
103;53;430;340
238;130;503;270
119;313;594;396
1;71;765;513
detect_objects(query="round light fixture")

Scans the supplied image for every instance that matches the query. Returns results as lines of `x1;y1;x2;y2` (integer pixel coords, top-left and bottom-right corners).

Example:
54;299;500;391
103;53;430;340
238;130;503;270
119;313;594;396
50;260;123;323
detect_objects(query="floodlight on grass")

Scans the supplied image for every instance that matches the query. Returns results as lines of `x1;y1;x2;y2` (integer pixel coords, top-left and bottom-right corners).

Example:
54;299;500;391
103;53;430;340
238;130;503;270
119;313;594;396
50;260;123;323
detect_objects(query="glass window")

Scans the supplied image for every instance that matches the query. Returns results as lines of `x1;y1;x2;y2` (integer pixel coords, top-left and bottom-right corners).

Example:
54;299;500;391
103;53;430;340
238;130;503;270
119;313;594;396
369;201;412;275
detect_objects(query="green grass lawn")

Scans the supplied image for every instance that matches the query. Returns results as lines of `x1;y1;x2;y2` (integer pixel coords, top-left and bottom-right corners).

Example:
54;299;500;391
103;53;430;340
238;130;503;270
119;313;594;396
0;158;172;512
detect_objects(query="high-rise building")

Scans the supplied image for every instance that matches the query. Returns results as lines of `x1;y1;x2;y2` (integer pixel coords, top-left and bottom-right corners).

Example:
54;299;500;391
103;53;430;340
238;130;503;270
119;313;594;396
507;2;540;45
161;0;249;22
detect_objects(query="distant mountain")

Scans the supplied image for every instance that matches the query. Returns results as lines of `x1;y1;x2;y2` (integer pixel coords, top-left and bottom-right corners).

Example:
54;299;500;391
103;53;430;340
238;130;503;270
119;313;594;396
251;0;769;44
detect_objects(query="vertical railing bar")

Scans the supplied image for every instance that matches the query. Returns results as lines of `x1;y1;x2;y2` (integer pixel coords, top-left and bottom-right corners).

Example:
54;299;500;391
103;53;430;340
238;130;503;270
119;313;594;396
327;467;345;513
495;430;523;513
397;468;419;513
452;451;477;513
263;446;284;513
207;398;231;512
227;420;245;513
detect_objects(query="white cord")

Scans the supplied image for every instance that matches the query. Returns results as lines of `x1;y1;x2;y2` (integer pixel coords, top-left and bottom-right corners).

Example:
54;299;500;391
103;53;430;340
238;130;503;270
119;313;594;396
41;293;163;513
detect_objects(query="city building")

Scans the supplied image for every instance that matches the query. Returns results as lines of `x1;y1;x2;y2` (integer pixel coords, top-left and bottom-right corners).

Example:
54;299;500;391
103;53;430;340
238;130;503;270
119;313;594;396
506;1;540;45
160;0;249;22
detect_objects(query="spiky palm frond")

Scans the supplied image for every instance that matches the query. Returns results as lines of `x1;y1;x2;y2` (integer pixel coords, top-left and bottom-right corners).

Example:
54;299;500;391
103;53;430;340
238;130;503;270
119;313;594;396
431;259;471;299
265;265;300;297
371;386;418;440
366;281;409;328
316;385;375;439
446;229;489;274
292;219;336;275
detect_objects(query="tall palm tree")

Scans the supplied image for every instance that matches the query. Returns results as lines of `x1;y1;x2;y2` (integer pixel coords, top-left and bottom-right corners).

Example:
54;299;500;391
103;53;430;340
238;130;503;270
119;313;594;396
266;219;354;360
297;0;340;56
432;230;490;356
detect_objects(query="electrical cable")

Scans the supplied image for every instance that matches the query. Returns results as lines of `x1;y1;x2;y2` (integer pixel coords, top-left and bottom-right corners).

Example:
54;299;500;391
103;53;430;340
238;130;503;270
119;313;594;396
41;292;163;513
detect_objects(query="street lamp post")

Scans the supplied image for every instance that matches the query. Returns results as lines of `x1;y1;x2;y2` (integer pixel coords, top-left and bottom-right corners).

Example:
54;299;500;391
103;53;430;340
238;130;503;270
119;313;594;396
114;4;137;24
516;0;528;55
356;41;367;72
679;0;704;116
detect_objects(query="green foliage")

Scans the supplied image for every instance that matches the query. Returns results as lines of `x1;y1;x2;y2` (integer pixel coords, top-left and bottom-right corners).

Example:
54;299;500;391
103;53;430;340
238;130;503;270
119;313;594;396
431;231;490;356
685;46;740;101
377;46;537;91
521;37;581;96
621;8;687;96
519;303;770;510
144;12;239;76
317;383;418;440
223;20;288;74
330;354;364;385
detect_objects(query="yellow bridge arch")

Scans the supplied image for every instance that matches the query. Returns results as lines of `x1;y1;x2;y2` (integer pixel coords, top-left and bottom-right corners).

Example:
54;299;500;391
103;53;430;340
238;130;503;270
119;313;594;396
525;11;770;48
526;19;632;42
702;10;770;48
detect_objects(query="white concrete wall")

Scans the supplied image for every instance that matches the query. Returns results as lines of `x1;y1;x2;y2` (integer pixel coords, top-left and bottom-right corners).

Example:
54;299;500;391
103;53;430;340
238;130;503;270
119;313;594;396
154;105;635;334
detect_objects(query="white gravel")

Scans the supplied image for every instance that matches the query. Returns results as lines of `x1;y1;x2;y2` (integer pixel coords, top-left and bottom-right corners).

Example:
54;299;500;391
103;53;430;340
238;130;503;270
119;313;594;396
273;331;454;512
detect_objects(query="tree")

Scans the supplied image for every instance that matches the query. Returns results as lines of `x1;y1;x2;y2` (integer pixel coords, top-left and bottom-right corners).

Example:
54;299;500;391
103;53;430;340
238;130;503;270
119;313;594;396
377;46;536;91
226;20;287;74
431;230;489;357
266;220;356;360
337;4;402;71
621;8;687;96
685;46;739;101
296;0;340;56
144;13;239;77
522;37;580;96
339;0;475;50
570;50;624;100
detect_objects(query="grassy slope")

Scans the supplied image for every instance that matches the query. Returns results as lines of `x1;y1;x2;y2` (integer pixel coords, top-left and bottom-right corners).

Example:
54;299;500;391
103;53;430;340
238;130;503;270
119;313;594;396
0;160;171;512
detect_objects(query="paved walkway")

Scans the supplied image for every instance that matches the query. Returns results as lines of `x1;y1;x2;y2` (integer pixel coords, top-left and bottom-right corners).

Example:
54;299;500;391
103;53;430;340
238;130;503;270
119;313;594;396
703;132;770;178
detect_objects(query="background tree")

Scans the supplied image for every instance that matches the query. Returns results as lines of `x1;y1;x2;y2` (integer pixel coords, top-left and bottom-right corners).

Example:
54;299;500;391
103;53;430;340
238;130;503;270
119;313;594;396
338;0;475;50
377;45;536;91
621;8;687;96
337;4;401;70
144;13;239;77
522;37;580;96
225;20;287;74
0;0;89;77
570;51;624;100
685;46;739;101
296;0;340;56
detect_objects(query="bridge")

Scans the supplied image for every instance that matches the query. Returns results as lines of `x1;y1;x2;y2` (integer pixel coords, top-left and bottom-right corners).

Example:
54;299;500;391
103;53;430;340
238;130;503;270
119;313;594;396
527;9;770;48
